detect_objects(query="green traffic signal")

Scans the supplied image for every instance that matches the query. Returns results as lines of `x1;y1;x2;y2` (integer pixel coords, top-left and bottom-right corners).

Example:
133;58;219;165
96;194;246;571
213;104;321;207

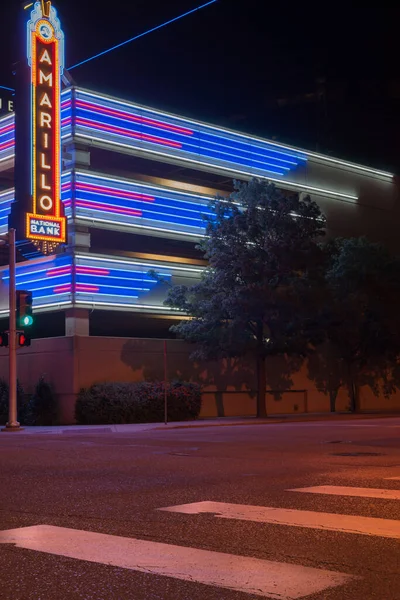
16;290;33;328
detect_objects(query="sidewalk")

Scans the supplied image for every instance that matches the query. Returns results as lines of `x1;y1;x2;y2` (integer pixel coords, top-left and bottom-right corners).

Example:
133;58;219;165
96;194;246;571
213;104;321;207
2;411;400;435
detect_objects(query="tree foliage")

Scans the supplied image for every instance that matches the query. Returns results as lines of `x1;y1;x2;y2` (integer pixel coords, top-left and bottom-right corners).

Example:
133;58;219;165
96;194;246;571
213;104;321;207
309;237;400;411
164;180;326;416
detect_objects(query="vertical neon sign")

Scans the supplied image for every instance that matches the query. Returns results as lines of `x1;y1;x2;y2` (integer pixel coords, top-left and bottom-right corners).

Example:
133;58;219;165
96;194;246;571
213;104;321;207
26;1;66;251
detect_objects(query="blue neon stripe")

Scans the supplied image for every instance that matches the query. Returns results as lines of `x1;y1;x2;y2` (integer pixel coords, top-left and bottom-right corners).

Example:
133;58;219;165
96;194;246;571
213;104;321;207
75;107;296;171
68;0;218;71
76;93;306;162
75;116;292;176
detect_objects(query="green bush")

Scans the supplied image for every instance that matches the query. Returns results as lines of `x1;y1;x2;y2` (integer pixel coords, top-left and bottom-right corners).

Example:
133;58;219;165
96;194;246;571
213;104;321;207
75;381;202;425
0;379;28;425
25;376;58;426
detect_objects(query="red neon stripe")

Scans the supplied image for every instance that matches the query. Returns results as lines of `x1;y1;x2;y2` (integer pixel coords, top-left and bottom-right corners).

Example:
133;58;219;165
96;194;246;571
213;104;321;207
76;182;155;202
76;117;182;149
76;199;142;217
54;285;72;294
76;99;193;136
47;267;72;277
76;267;110;276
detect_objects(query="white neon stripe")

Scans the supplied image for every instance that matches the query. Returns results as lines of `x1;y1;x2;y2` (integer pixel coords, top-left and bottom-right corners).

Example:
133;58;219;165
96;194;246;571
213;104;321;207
0;525;352;599
34;300;72;310
0;189;14;198
75;300;180;311
160;500;400;539
0;300;71;316
0;153;15;163
75;253;204;273
289;486;400;501
0;114;14;126
77;88;392;178
76;215;205;238
75;133;359;201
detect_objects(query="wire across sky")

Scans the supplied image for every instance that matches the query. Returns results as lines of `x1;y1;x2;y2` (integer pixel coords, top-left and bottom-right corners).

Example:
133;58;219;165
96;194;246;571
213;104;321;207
0;0;218;91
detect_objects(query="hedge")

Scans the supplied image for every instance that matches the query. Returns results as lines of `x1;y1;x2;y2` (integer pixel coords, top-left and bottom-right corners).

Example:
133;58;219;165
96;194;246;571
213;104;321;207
75;381;202;424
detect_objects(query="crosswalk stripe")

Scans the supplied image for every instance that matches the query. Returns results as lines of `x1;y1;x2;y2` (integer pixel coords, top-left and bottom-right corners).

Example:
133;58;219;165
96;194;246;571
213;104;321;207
288;485;400;500
0;524;352;599
159;500;400;539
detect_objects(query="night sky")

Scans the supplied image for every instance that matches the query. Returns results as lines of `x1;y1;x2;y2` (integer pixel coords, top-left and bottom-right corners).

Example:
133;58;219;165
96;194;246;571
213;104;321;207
1;0;399;172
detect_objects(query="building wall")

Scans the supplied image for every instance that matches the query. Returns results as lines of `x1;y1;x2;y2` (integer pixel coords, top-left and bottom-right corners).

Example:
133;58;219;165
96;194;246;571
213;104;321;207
1;335;399;424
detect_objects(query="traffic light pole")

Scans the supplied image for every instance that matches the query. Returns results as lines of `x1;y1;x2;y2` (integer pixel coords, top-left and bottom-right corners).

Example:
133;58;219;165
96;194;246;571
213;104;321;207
3;229;21;431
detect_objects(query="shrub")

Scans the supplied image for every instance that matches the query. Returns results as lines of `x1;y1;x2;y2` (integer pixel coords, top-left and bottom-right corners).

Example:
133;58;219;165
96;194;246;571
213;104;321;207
25;376;58;426
75;381;202;425
0;379;28;425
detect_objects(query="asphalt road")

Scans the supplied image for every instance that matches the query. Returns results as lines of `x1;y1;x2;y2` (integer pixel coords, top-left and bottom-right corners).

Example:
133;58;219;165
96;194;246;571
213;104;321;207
0;417;399;599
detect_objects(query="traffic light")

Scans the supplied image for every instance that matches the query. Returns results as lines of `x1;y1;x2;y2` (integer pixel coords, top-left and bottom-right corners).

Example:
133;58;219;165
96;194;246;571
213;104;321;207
16;290;33;328
0;332;8;347
18;332;31;347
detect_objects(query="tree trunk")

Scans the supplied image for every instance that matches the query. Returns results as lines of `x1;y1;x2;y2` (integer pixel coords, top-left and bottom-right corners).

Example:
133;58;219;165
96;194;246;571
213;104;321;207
256;322;267;417
347;363;359;412
256;352;267;417
329;389;337;413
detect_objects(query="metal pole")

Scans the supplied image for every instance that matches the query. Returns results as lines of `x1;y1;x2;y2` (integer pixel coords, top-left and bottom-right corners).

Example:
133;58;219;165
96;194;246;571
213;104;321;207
164;339;168;425
5;229;20;430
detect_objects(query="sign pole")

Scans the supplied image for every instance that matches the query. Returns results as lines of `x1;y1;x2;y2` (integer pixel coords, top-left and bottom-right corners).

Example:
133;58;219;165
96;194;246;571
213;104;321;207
164;339;168;425
3;229;21;431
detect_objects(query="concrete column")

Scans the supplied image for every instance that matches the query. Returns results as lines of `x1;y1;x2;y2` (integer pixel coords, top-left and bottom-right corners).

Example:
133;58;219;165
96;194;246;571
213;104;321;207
65;308;89;337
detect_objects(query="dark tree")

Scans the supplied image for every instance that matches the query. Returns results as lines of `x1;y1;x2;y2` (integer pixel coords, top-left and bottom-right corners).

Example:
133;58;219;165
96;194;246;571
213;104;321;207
312;237;400;412
164;180;326;417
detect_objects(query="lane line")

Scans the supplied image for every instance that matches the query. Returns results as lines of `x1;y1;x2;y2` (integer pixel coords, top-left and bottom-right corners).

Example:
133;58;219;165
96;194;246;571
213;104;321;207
159;500;400;539
288;485;400;501
0;525;351;599
385;477;400;480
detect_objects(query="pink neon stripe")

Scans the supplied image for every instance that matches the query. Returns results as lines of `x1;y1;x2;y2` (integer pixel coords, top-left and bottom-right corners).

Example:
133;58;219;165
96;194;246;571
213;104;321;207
76;267;110;276
0;141;15;151
54;285;72;294
76;99;193;136
76;182;155;202
47;267;72;277
76;117;182;149
76;284;99;292
76;199;142;217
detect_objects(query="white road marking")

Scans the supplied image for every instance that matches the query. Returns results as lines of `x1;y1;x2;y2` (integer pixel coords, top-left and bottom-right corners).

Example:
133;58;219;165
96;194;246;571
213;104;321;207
289;485;400;501
385;476;400;480
159;500;400;539
0;525;352;599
